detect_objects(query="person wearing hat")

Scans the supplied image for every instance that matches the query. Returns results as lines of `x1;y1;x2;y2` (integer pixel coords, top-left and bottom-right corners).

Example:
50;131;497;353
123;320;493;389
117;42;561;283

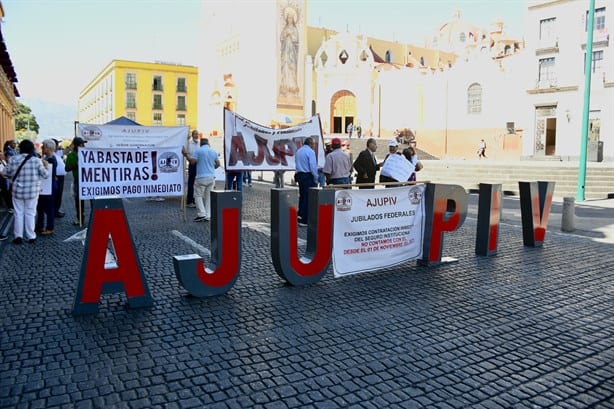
65;137;88;226
322;137;352;187
353;138;379;189
379;139;402;187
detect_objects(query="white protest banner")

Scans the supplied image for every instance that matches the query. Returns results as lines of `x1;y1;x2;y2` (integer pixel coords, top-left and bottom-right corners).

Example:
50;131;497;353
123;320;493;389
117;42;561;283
78;148;183;199
40;172;52;195
380;153;414;182
77;124;188;148
332;185;425;277
224;108;325;171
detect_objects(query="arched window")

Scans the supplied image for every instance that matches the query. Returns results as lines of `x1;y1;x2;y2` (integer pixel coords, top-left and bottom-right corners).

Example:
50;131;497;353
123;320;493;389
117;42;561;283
467;83;482;114
385;50;392;63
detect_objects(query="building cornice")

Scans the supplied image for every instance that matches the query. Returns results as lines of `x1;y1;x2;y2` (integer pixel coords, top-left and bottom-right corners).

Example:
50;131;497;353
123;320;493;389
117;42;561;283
527;85;579;94
528;0;574;11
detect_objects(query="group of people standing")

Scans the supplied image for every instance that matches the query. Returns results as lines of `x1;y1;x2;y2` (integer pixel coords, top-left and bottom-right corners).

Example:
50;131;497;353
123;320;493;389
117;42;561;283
0;138;72;243
294;136;422;226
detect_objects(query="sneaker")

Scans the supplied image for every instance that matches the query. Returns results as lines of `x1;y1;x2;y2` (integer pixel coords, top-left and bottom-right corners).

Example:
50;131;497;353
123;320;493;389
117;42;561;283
41;230;54;236
0;235;7;241
8;208;14;214
187;203;196;208
27;238;36;244
12;237;23;245
155;197;165;202
193;216;207;222
298;222;308;227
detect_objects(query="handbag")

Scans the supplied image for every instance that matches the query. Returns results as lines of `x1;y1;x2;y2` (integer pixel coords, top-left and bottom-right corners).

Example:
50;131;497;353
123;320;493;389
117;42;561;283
9;154;34;192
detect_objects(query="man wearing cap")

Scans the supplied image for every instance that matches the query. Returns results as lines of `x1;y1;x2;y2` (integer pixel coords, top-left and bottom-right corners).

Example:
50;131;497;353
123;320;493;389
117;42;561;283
353;138;379;189
65;137;88;225
379;139;402;187
294;137;318;226
323;138;352;187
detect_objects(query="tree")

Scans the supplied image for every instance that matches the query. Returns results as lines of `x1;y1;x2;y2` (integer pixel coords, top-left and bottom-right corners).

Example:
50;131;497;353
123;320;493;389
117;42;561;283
15;101;40;133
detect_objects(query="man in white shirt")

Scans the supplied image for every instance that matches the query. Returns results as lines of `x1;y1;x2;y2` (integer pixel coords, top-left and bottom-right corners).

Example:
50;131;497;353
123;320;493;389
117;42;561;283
53;139;67;218
185;130;200;207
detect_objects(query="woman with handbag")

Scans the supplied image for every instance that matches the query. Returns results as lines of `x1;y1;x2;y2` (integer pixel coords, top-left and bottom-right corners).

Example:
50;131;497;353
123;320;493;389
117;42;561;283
4;140;49;244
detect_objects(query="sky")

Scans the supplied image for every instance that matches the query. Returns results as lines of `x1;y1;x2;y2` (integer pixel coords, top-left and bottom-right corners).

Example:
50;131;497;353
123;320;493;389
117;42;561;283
1;0;526;136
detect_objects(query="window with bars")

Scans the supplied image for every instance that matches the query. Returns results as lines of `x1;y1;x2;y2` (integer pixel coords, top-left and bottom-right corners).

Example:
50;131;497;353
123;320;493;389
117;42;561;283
153;94;163;110
153;112;162;126
177;95;186;111
538;57;556;86
586;7;606;31
177;78;187;92
539;17;556;42
467;83;482;114
125;73;137;89
126;92;136;109
177;114;186;126
584;50;604;73
153;75;163;91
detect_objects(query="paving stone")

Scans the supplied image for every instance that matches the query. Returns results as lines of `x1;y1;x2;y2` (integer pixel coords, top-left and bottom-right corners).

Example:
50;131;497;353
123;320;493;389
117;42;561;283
0;182;612;407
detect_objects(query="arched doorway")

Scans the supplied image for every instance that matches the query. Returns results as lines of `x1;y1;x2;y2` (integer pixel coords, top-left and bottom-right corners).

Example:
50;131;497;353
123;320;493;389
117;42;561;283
330;90;356;134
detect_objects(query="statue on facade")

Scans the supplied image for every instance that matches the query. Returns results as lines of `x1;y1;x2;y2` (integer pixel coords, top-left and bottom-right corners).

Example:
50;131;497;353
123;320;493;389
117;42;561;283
279;3;300;99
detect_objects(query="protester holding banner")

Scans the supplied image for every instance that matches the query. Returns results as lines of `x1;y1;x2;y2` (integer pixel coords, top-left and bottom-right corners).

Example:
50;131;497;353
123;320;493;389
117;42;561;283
3;140;48;244
403;146;422;182
183;138;220;222
294;137;318;226
353;138;379;189
35;139;58;236
379;140;402;186
65;137;89;226
323;138;352;187
185;130;200;208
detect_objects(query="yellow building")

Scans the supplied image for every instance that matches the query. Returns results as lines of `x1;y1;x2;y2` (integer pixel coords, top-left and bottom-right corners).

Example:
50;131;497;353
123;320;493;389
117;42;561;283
78;60;198;129
0;1;19;148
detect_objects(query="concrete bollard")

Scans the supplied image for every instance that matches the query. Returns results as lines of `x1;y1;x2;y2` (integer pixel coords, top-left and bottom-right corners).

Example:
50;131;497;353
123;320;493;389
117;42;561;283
561;196;575;232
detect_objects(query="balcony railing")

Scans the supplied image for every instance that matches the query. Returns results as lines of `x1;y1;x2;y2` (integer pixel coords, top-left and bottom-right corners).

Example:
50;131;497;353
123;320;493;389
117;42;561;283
152;84;164;91
125;82;137;90
126;102;136;109
176;104;187;111
152;103;163;110
176;85;187;92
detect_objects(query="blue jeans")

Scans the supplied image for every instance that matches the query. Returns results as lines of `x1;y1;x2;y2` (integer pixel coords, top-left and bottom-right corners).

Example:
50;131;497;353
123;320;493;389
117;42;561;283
295;172;316;224
225;171;243;192
328;177;351;187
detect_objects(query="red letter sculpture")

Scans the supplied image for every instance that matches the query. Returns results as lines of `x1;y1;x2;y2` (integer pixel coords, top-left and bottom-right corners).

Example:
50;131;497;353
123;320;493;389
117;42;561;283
72;198;152;315
518;181;555;247
420;183;468;265
173;191;242;297
271;188;334;285
475;183;502;256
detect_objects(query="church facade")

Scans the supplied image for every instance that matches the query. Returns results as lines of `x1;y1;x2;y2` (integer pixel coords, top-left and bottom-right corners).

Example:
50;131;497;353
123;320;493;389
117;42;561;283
198;1;610;161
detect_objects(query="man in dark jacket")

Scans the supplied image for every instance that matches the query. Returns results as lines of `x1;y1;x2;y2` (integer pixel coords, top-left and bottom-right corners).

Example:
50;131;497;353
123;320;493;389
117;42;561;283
353;138;379;189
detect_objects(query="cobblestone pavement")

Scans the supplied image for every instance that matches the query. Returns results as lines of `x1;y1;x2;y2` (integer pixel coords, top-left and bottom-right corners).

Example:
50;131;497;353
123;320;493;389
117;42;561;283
1;179;613;408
